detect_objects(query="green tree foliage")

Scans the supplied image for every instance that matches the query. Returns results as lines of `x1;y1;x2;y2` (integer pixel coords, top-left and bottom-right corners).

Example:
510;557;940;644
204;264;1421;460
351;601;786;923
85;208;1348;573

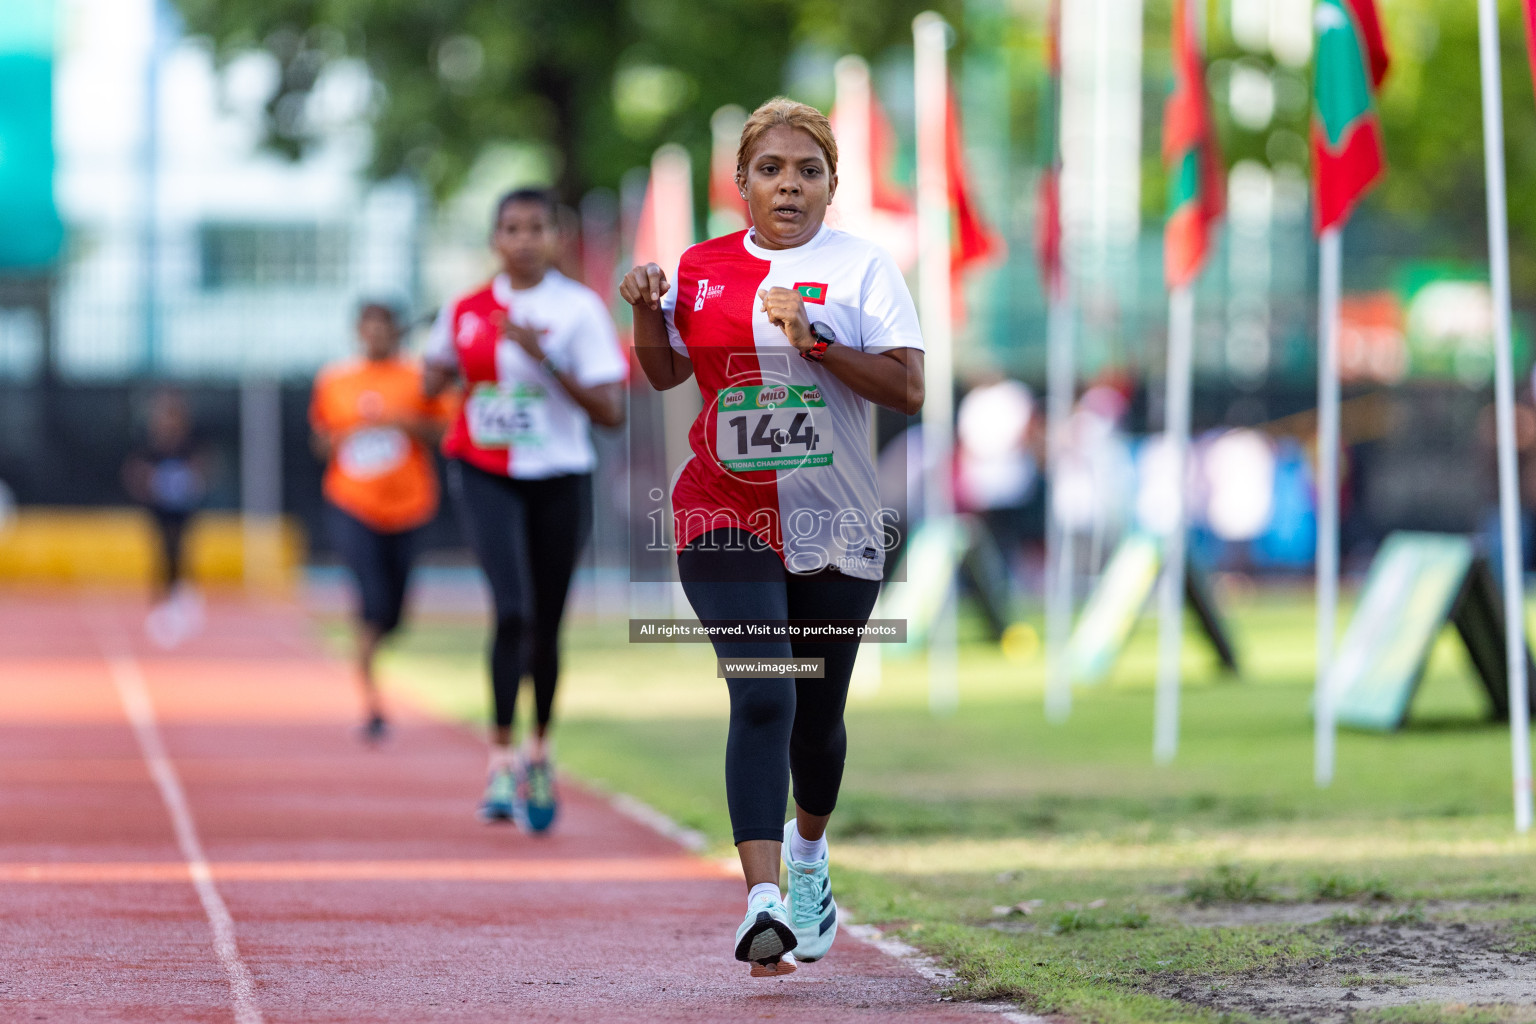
1372;0;1536;294
172;0;957;203
1180;0;1536;295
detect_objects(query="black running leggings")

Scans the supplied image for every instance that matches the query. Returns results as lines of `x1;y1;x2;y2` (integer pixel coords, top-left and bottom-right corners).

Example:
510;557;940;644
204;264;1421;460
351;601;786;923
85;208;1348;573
678;528;881;844
450;460;592;732
325;502;419;636
150;509;190;596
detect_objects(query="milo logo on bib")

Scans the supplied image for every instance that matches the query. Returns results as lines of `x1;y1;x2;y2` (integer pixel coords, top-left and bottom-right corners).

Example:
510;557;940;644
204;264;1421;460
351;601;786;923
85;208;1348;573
720;389;746;409
756;385;789;408
800;387;822;404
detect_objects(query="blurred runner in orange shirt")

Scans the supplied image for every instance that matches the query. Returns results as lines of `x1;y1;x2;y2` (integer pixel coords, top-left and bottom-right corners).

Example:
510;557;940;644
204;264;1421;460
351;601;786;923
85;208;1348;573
311;302;450;742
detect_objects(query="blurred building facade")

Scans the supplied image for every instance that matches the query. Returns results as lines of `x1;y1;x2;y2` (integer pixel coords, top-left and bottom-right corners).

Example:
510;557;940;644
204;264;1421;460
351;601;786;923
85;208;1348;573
35;0;420;383
0;0;429;556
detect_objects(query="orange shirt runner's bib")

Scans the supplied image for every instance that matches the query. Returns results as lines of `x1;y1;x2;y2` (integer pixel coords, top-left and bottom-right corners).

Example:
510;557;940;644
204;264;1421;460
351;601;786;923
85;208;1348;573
310;357;448;533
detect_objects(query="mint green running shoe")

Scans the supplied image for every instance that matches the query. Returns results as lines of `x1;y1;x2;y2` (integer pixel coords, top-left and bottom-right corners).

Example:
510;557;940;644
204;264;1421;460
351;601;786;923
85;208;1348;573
781;820;837;962
733;891;798;977
477;766;517;823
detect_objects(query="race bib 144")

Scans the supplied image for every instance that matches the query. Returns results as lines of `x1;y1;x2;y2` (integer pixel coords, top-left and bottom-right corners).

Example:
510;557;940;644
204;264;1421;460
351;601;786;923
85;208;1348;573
713;384;834;472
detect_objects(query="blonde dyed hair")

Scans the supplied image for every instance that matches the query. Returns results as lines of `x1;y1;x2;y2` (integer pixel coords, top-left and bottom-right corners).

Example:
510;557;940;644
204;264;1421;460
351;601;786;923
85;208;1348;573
736;97;838;178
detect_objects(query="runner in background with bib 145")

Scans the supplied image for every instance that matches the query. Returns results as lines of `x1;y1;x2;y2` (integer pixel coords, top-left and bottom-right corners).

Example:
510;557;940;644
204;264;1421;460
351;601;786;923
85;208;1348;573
424;188;627;833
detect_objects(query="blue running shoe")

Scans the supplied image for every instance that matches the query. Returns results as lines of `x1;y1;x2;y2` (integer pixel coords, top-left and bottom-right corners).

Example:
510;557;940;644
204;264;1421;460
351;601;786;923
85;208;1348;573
782;820;837;962
478;766;516;823
521;759;558;833
359;713;389;745
734;890;798;977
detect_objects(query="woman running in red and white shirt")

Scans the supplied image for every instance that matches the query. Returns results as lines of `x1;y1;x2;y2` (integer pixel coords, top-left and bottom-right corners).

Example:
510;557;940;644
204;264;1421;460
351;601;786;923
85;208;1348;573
425;188;627;832
620;98;923;975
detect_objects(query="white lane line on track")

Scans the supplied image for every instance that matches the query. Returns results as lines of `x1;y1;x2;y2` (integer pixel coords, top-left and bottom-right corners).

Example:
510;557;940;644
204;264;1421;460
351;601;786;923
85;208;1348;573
105;652;264;1024
842;923;1051;1023
607;792;709;852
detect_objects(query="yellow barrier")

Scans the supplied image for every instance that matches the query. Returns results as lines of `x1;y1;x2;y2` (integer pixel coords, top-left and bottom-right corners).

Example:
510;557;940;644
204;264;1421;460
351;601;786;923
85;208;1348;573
0;508;304;590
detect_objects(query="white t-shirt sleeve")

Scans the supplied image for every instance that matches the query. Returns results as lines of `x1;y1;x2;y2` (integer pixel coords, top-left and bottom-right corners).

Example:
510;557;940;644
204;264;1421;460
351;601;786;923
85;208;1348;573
660;280;688;357
568;290;629;388
423;303;457;368
858;246;925;354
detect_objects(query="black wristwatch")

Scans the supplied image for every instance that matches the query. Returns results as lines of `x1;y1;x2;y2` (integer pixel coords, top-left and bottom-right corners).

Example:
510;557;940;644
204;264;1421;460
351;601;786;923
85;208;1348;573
802;321;836;362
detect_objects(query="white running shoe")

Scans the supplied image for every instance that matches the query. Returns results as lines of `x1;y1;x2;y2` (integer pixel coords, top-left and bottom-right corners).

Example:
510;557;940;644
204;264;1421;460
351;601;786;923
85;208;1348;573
170;583;205;637
144;585;205;650
733;890;798;977
781;820;837;962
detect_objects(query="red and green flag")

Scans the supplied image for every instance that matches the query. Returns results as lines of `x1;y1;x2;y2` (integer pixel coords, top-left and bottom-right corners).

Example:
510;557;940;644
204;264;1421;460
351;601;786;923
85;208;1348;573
1035;0;1064;298
1163;0;1224;289
942;85;1004;326
1312;0;1390;233
945;90;1003;280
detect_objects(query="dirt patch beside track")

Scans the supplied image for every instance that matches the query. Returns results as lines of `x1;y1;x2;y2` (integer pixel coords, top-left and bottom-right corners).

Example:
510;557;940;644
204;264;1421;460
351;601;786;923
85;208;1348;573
1155;912;1536;1023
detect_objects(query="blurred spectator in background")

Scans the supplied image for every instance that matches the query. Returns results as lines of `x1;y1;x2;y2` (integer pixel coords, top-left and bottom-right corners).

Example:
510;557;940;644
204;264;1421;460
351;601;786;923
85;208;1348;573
1252;438;1317;572
122;387;209;648
0;478;14;534
956;374;1041;589
1054;382;1136;573
1477;379;1536;577
1203;428;1278;570
875;423;922;575
310;301;450;743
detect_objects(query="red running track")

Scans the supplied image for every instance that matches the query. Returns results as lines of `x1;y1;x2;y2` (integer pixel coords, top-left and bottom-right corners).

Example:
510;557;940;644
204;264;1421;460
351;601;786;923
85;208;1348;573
0;593;1003;1023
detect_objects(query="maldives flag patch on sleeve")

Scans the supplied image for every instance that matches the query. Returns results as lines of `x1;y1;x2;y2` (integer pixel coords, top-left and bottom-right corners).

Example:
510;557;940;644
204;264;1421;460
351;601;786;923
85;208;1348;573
794;282;828;304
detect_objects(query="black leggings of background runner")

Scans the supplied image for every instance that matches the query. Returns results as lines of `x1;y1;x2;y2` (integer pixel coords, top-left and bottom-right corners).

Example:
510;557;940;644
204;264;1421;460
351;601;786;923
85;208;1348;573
150;510;190;596
677;527;880;844
325;502;420;635
449;460;591;732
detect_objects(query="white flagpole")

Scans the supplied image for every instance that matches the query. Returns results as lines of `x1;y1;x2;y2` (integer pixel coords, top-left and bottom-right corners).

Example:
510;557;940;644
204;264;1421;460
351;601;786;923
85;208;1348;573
834;56;886;698
1154;285;1194;764
643;144;698;621
708;106;748;237
1044;283;1076;723
1042;0;1074;724
1315;226;1343;787
1476;0;1534;833
833;56;875;238
914;11;959;716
